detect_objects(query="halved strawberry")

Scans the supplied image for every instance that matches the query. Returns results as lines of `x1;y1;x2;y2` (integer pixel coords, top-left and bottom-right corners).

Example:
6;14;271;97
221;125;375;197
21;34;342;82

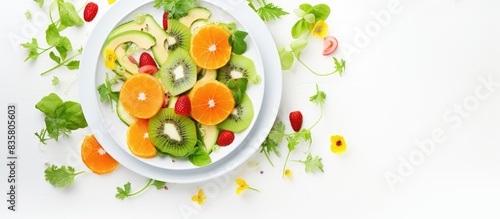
139;52;157;68
174;95;191;116
138;65;158;75
217;130;235;146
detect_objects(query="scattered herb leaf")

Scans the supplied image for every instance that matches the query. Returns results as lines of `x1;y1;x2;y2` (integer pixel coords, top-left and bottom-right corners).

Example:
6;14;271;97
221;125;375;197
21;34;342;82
292;153;324;173
153;0;198;20
34;0;44;8
97;73;120;111
248;0;289;22
116;179;167;200
25;10;32;19
44;165;84;188
226;78;248;105
52;76;60;86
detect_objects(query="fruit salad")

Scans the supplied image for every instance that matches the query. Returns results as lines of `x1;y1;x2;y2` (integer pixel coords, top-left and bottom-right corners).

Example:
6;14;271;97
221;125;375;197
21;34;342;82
99;4;260;167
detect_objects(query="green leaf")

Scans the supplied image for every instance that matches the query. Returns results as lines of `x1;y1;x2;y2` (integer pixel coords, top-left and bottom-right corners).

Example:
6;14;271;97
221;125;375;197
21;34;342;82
46;24;61;46
56;36;72;60
256;3;289;22
97;73;120;110
333;57;346;76
299;4;313;13
49;51;61;64
35;93;64;117
57;0;84;27
311;4;331;21
286;134;300;151
66;60;80;70
56;101;88;130
278;46;294;70
44;165;84;188
52;76;60;86
188;147;212;167
226;78;248;105
25;10;32;20
115;182;132;200
33;0;44;8
309;84;326;105
291;19;307;39
268;121;285;144
21;38;39;52
293;153;324;173
153;0;198;20
152;180;167;190
230;30;248;55
290;39;308;57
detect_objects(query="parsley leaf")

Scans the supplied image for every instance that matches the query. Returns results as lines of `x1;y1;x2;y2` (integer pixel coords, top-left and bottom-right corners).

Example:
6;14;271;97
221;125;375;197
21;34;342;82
25;10;32;19
260;121;284;166
97;73;120;110
153;0;198;20
35;93;88;143
116;179;167;200
309;84;326;105
293;153;324;173
44;165;84;188
248;0;289;22
52;76;60;86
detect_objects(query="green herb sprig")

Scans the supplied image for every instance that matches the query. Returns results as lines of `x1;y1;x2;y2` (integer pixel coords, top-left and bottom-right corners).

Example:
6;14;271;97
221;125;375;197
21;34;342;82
247;0;289;22
260;84;326;177
44;165;85;188
115;179;167;200
21;0;84;76
153;0;198;19
34;93;88;144
97;73;120;111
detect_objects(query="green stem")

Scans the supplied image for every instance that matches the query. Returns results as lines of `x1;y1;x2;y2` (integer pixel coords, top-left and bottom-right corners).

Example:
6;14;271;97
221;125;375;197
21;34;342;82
263;151;274;167
128;179;153;197
281;150;292;178
40;52;80;75
248;187;260;192
297;57;339;76
74;171;85;176
309;103;323;130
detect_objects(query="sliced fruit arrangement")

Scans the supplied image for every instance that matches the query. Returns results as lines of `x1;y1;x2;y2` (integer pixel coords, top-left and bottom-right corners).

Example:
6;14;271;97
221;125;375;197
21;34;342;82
97;6;261;167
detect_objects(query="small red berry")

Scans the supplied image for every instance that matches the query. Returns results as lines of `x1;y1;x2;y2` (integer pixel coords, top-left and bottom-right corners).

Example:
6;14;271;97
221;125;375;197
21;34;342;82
83;2;98;22
217;130;235;146
174;95;191;116
289;111;303;132
138;65;158;75
162;12;169;30
139;52;157;68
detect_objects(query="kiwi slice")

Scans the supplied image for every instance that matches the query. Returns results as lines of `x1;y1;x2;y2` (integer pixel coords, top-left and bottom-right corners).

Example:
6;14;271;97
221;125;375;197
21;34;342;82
158;49;197;96
217;54;259;84
165;19;191;52
217;93;254;133
148;108;197;157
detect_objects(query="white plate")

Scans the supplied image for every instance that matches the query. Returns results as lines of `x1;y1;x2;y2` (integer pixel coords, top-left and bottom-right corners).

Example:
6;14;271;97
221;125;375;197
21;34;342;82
80;0;281;183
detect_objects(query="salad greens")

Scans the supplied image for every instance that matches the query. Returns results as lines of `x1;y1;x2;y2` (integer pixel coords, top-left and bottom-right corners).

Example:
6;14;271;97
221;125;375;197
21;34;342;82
115;179;167;200
291;3;330;39
44;165;85;188
153;0;198;19
247;0;289;22
292;153;324;173
34;93;88;144
97;73;120;111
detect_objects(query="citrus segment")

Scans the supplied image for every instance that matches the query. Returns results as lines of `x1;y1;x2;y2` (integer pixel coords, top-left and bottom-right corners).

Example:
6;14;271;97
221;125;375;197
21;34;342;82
189;80;235;125
81;135;119;174
190;24;232;70
127;119;157;158
119;73;165;119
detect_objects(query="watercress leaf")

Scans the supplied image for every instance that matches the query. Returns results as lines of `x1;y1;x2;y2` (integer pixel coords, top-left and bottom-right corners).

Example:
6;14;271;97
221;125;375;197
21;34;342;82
35;93;63;117
299;4;313;13
44;165;83;188
309;84;326;105
234;30;248;39
34;0;44;8
278;46;294;70
58;0;84;27
46;24;61;46
311;4;331;21
21;38;39;52
66;60;80;70
57;101;88;130
232;38;247;55
152;180;167;190
188;147;212;167
290;39;308;57
291;19;307;39
49;51;61;64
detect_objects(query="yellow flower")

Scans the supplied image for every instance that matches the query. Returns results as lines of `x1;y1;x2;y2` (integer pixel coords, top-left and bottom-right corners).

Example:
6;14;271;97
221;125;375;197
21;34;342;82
285;169;292;179
104;49;117;69
312;20;329;39
330;135;347;154
108;0;116;4
236;178;259;195
191;189;206;205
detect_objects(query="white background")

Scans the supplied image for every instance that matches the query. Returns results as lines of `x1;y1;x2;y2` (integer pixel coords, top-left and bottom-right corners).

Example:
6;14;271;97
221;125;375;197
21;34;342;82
1;0;500;218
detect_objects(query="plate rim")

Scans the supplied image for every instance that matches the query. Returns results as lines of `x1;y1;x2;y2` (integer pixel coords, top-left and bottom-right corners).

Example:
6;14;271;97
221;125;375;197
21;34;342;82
79;0;282;183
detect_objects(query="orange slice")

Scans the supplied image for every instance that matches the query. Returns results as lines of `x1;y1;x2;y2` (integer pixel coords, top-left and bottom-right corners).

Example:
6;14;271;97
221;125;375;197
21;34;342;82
127;119;156;158
81;135;119;174
190;24;232;70
119;73;165;119
189;80;235;125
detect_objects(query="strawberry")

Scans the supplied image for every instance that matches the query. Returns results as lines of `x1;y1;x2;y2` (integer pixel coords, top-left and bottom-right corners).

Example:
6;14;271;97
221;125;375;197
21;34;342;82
289;111;303;132
139;52;157;68
174;95;191;116
83;2;98;22
138;65;158;75
162;12;169;30
217;130;235;146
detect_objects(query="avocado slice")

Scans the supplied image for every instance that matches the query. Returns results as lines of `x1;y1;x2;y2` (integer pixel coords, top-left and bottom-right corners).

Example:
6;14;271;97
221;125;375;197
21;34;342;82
179;7;211;28
200;125;219;153
108;15;169;66
102;30;156;74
